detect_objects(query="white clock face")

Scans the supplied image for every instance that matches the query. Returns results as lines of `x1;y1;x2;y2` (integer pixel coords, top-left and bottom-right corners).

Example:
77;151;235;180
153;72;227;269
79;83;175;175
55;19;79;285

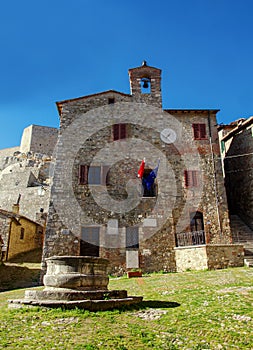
160;128;177;144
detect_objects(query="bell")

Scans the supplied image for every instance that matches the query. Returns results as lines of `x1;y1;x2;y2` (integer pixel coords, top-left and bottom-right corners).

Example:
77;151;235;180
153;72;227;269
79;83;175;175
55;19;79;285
142;79;149;89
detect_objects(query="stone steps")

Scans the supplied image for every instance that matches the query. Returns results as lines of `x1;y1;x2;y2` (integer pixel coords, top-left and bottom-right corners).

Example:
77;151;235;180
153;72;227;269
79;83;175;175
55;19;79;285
230;215;253;266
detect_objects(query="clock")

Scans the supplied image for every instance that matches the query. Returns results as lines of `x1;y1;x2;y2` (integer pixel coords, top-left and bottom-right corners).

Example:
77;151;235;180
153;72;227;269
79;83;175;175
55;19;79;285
160;128;177;144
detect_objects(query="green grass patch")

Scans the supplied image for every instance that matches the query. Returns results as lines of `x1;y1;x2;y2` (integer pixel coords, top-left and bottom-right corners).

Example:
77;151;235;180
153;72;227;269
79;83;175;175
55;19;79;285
0;267;253;349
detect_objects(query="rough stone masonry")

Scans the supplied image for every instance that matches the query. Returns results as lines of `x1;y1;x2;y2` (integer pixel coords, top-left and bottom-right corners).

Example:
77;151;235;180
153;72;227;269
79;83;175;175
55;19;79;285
42;62;233;275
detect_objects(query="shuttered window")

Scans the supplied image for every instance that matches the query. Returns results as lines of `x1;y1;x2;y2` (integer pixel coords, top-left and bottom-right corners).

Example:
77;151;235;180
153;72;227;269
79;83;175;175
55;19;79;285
113;123;127;140
184;170;198;188
192;123;207;140
79;165;109;185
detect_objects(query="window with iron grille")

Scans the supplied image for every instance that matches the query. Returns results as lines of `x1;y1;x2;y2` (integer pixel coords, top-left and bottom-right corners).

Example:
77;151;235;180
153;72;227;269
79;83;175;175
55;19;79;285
113;123;127;141
79;165;109;185
126;227;139;249
184;170;199;188
192;123;207;140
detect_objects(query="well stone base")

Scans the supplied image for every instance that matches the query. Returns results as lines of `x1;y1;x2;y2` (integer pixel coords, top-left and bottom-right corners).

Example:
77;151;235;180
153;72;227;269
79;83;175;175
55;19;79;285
8;256;143;310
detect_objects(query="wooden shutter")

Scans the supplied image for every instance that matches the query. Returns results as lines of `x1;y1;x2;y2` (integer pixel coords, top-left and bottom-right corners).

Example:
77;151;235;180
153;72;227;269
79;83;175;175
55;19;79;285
79;165;88;185
184;170;190;187
199;124;207;139
184;170;198;187
113;123;127;140
192;170;198;186
120;124;126;139
193;123;207;140
113;124;120;140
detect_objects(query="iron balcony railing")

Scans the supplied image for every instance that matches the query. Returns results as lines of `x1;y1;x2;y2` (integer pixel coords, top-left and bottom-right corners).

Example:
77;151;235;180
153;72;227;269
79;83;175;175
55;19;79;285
176;230;206;247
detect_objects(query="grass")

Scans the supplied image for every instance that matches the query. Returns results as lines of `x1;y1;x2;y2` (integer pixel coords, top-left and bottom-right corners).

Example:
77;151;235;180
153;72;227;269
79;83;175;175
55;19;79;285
0;267;253;349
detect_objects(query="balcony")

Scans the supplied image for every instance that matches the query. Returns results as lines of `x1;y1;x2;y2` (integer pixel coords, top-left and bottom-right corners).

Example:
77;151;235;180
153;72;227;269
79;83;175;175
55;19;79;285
176;230;206;247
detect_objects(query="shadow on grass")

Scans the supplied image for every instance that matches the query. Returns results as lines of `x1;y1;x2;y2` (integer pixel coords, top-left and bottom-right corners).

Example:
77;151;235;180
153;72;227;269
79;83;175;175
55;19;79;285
140;300;180;308
119;300;180;312
0;264;41;292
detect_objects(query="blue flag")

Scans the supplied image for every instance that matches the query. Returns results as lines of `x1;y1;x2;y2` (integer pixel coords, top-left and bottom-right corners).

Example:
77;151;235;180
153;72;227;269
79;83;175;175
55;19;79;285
143;160;160;191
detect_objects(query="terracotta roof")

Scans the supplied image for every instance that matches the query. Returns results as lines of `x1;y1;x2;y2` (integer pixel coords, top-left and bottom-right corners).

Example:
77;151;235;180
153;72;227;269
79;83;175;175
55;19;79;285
164;109;220;114
0;208;43;227
221;116;253;142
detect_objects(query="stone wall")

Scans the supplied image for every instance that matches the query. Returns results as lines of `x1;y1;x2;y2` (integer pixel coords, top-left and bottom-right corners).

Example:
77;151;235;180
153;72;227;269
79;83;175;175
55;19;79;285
175;244;244;272
20;124;58;156
0;152;52;221
43;101;231;274
206;244;244;269
223;120;253;229
0;216;10;258
43;63;231;274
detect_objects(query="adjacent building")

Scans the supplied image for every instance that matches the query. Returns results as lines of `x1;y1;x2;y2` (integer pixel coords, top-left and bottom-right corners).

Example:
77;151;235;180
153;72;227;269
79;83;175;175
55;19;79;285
0;205;45;261
219;117;253;230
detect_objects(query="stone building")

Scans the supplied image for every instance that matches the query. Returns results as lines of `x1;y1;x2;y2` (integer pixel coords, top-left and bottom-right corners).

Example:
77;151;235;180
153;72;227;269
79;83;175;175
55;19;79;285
0;206;45;261
0;124;58;221
219;117;253;230
20;124;58;156
218;117;253;266
42;62;243;274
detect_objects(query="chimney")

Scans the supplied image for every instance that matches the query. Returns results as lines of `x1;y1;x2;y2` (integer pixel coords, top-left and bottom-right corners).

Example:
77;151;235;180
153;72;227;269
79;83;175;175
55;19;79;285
12;193;21;213
12;204;19;214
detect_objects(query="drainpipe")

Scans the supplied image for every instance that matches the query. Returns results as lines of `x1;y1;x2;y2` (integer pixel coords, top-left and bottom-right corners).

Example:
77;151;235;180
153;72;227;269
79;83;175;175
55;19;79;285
6;219;12;261
208;111;223;241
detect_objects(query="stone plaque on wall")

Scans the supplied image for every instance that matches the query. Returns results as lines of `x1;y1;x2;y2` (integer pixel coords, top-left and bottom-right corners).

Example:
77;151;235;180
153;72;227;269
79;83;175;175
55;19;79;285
126;250;139;269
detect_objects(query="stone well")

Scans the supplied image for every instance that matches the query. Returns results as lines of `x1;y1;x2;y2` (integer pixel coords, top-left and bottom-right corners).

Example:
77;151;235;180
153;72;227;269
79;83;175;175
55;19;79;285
8;256;143;311
43;256;109;291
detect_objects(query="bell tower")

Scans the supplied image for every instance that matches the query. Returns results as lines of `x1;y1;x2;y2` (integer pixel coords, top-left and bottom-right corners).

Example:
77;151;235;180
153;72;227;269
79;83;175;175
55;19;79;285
128;61;162;108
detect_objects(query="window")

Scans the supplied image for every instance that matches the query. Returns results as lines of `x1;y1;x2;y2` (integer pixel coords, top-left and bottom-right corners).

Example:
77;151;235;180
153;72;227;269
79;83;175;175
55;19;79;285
79;165;109;185
184;170;198;188
142;169;157;197
190;211;204;232
80;227;100;257
192;123;207;140
20;228;25;240
126;227;139;249
113;123;127;140
108;98;115;104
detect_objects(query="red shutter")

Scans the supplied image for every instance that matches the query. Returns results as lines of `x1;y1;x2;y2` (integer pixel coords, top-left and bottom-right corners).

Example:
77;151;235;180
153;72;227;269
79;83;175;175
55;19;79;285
199;124;207;139
113;124;127;140
193;123;207;140
184;170;190;187
113;124;120;140
120;124;126;139
184;170;198;187
192;171;198;186
192;124;199;139
79;165;88;185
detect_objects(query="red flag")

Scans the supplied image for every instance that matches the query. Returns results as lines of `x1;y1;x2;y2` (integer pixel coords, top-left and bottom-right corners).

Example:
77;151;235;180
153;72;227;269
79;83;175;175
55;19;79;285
137;159;145;179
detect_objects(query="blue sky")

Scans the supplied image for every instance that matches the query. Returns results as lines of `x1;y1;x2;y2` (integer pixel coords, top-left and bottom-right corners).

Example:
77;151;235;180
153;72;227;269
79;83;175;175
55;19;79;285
0;0;253;149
